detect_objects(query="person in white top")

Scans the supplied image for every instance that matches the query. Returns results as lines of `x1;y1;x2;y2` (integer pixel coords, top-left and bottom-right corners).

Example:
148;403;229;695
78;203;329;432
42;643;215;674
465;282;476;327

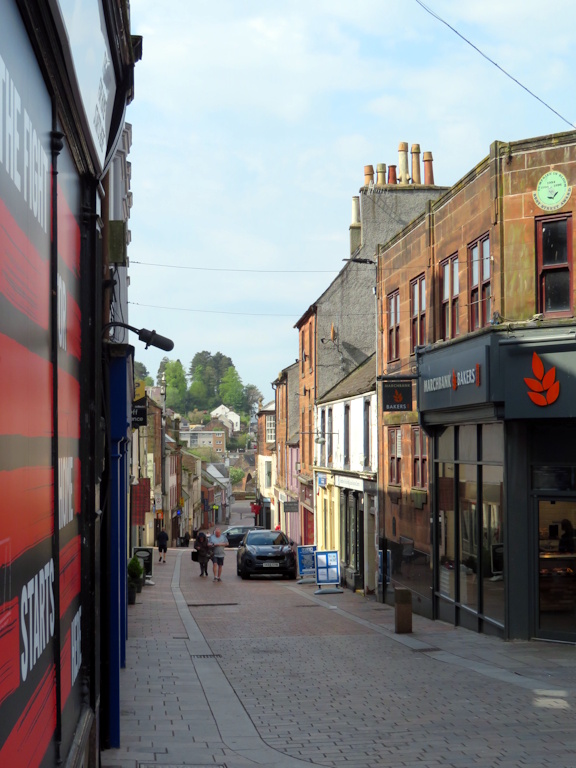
209;528;229;581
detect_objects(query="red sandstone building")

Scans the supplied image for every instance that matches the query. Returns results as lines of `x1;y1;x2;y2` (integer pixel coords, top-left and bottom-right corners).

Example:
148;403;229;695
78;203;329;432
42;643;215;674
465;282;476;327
378;129;576;643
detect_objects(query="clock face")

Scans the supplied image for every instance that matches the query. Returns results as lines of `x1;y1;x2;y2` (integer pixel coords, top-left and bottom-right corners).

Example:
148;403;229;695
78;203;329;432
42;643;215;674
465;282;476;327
533;170;572;211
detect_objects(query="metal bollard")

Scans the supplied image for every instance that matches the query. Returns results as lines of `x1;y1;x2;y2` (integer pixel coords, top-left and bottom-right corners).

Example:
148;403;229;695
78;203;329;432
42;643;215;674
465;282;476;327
394;587;412;634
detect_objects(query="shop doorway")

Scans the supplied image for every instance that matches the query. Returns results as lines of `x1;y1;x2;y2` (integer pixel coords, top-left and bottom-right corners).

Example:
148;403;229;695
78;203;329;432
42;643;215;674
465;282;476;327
537;498;576;641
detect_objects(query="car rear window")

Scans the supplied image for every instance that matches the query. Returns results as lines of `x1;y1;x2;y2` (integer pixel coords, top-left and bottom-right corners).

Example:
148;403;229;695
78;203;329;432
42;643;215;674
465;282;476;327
247;531;289;545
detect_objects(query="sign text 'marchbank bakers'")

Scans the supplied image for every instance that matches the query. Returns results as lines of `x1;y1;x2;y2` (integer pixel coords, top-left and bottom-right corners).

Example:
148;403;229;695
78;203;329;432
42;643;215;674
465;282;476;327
423;364;481;393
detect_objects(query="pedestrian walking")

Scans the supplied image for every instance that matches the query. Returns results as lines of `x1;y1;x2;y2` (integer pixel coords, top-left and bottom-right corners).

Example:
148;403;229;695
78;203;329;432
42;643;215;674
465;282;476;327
157;528;169;563
209;528;229;581
193;531;211;576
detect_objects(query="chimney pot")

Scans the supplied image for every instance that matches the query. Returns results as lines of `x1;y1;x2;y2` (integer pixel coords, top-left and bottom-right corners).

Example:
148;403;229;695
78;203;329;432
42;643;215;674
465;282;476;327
387;165;397;185
398;142;410;184
376;163;387;187
364;165;374;186
423;151;434;185
411;144;421;185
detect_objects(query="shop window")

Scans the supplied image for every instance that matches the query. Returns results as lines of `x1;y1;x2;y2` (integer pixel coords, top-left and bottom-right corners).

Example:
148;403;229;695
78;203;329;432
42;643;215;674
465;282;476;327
389;426;401;485
412;427;427;488
410;274;426;353
537;215;572;316
469;235;491;329
388;290;400;361
441;255;459;340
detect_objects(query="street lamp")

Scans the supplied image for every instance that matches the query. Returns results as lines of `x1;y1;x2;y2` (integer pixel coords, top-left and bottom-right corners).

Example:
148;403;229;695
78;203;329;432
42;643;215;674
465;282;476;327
102;322;174;351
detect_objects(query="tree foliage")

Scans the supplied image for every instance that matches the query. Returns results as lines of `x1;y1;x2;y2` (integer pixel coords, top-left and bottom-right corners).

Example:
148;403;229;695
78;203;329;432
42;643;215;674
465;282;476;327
164;360;188;413
229;467;244;485
134;360;153;386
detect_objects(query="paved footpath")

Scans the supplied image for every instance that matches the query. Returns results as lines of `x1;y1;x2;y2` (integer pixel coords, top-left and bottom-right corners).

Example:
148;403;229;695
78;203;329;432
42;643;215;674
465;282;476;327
102;540;576;768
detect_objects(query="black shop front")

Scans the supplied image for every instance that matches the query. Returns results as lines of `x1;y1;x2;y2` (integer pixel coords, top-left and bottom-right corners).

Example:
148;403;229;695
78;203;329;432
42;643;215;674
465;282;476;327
417;328;576;643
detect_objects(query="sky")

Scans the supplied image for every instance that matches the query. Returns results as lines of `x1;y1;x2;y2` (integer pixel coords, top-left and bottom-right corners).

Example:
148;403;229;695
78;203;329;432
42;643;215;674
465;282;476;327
126;0;576;403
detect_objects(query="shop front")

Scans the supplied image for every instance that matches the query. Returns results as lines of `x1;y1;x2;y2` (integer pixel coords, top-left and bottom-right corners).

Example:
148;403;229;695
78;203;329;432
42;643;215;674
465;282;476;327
418;328;576;642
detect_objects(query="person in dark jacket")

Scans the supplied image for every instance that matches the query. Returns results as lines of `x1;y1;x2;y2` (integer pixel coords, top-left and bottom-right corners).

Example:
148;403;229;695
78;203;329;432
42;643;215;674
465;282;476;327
194;531;211;577
157;528;169;563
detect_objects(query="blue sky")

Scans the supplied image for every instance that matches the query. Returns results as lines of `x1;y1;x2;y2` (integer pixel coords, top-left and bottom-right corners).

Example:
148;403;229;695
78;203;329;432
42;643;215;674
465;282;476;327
126;0;575;402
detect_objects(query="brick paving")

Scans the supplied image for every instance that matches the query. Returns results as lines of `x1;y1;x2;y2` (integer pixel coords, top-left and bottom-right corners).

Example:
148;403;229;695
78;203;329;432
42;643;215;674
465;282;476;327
101;527;576;768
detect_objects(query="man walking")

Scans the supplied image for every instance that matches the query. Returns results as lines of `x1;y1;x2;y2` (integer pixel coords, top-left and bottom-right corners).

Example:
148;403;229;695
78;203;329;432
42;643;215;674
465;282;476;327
157;528;169;563
209;528;228;581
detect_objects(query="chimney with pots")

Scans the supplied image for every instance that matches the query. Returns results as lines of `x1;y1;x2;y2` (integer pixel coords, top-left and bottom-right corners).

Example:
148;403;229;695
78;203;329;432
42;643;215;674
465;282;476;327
364;165;374;186
398;141;410;185
411;144;421;185
376;163;387;187
387;165;397;184
350;196;361;254
423;151;434;185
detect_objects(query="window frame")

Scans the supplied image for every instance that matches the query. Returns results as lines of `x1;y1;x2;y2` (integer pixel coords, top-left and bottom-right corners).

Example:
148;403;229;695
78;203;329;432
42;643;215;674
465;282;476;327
265;414;275;443
440;254;459;340
536;214;573;318
469;234;491;330
388;426;401;485
410;273;426;353
412;426;428;489
387;289;400;362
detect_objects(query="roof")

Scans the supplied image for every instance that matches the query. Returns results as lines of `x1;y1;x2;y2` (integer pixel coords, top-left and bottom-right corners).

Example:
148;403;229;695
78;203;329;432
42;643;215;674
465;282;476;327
317;353;376;404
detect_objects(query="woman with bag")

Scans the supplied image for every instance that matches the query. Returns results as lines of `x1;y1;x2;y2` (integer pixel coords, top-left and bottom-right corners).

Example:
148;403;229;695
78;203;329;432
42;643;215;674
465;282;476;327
193;531;211;577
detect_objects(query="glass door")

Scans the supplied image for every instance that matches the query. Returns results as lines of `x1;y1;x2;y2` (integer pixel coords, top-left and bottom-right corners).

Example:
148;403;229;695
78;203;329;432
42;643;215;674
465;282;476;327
537;499;576;640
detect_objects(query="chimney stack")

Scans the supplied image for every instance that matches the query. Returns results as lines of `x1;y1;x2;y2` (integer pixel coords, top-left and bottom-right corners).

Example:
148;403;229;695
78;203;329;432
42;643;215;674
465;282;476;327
350;196;361;254
364;165;374;186
423;151;434;185
411;144;421;185
376;163;387;187
398;142;410;185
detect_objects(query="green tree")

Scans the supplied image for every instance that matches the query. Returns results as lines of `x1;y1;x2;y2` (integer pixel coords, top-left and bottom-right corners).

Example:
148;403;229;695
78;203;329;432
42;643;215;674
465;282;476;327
164;359;188;413
229;467;244;485
134;360;154;386
242;383;263;414
219;366;244;411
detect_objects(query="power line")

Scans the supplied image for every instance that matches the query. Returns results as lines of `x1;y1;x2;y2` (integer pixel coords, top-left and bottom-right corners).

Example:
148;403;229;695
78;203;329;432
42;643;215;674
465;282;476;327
130;260;339;274
413;0;575;129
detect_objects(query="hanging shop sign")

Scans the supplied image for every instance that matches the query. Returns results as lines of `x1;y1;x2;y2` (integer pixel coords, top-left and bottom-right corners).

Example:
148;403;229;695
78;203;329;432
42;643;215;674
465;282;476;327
381;380;413;411
131;397;147;426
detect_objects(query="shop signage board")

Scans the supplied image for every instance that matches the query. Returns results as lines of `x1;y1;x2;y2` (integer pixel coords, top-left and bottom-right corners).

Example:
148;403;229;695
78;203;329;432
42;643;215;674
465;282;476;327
382;380;413;411
418;342;489;411
297;545;317;578
284;501;299;513
132;396;147;425
314;550;343;594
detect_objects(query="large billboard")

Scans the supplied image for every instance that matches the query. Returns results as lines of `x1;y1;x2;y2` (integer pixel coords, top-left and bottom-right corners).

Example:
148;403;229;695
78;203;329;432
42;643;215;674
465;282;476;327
1;3;83;765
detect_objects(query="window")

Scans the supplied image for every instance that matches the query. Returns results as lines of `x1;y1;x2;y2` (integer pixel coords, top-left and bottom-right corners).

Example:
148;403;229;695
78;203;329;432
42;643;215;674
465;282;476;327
388;290;400;361
343;404;350;467
363;399;371;468
265;460;272;488
410;274;426;352
412;427;427;488
441;255;459;339
537;215;572;316
327;408;333;465
469;235;491;329
265;415;275;443
319;408;326;466
389;426;401;485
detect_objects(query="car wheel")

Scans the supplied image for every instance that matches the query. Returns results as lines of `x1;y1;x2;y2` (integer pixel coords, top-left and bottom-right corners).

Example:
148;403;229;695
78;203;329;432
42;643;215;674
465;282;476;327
288;570;297;580
240;567;250;580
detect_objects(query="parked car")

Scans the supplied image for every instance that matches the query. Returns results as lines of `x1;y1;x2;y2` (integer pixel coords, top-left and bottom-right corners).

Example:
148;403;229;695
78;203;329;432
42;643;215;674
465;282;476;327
236;529;296;579
222;524;263;548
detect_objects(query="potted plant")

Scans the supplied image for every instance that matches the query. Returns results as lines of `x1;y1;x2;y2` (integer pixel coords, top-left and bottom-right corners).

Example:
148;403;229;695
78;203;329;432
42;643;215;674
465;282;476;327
127;556;143;601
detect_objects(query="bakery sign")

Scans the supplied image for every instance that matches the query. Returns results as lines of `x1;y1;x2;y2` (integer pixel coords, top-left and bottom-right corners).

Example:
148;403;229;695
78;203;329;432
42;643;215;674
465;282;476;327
418;345;489;411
